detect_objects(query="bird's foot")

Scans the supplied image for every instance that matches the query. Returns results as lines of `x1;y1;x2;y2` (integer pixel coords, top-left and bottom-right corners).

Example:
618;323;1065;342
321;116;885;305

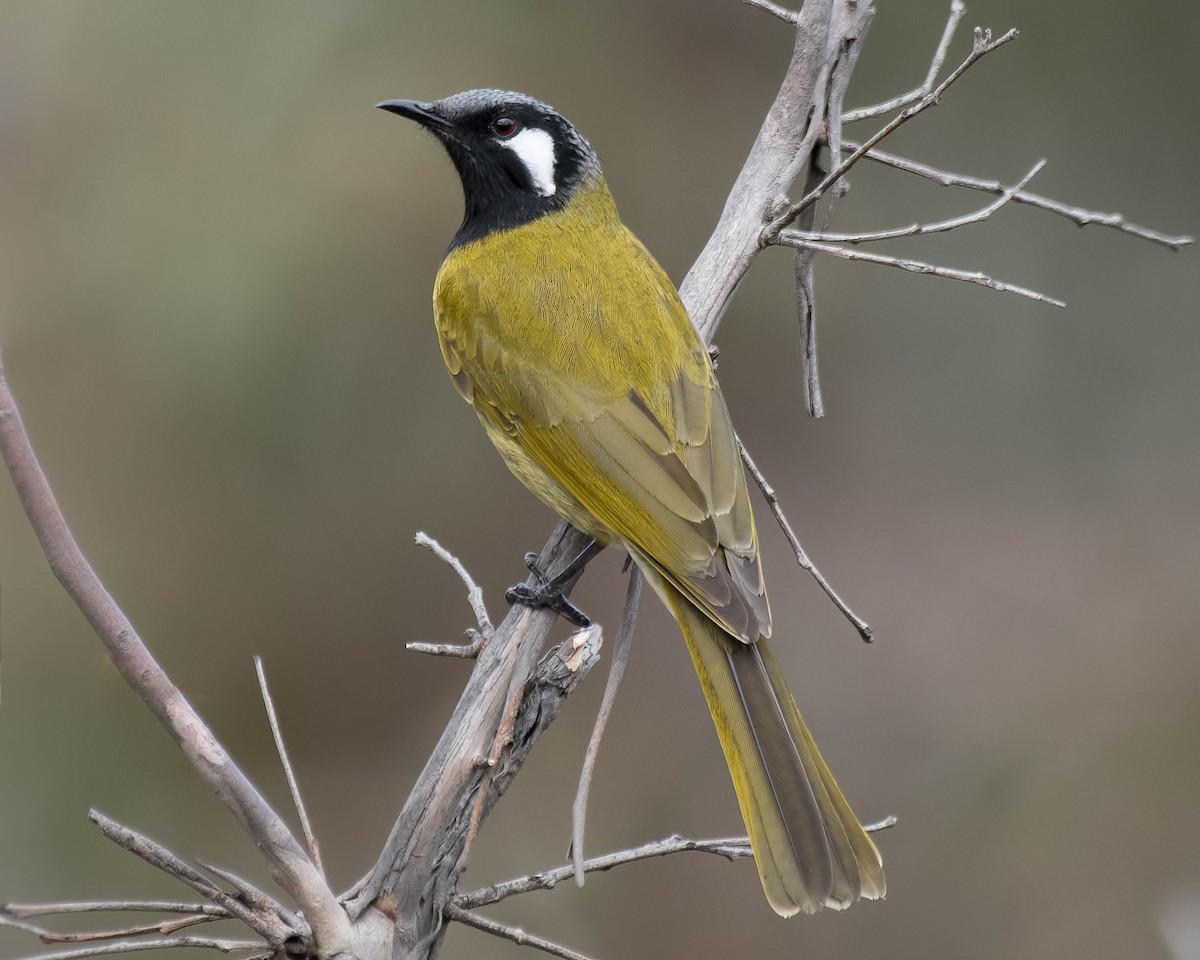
505;552;592;627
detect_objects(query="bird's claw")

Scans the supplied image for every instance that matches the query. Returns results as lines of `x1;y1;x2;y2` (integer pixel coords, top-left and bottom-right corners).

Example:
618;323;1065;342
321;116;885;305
506;556;592;628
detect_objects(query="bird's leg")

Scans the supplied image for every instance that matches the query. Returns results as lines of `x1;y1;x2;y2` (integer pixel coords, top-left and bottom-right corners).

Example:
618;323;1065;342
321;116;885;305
505;538;605;627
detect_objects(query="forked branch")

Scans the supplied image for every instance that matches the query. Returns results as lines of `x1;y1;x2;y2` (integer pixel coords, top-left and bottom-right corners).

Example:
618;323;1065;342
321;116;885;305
0;352;350;958
844;141;1194;250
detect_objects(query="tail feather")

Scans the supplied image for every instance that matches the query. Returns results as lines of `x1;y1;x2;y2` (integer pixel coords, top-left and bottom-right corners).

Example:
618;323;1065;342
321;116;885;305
662;579;885;915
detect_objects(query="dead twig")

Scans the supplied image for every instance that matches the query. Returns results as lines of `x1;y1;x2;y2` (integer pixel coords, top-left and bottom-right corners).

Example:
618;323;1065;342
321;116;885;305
455;816;898;911
792;158;1046;244
443;904;595;960
87;811;291;945
738;439;873;642
405;633;488;659
0;352;350;955
0;904;228;920
797;4;874;416
842;0;966;122
253;657;324;879
778;236;1067;307
414;531;494;639
195;861;303;934
4;939;268;960
0;914;217;944
570;567;643;882
742;0;799;24
765;26;1021;242
843;141;1195;251
681;0;877;342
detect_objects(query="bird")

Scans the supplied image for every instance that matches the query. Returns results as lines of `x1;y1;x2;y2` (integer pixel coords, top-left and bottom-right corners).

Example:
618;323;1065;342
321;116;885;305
377;88;885;916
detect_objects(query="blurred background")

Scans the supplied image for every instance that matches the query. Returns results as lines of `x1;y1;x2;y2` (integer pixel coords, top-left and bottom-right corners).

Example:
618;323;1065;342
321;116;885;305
1;2;1197;959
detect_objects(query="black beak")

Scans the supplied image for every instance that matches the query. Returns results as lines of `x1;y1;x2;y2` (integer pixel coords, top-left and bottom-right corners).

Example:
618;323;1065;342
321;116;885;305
375;99;452;130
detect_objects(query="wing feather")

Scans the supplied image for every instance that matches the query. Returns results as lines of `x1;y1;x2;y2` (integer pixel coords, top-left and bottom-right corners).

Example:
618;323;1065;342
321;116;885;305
435;217;771;640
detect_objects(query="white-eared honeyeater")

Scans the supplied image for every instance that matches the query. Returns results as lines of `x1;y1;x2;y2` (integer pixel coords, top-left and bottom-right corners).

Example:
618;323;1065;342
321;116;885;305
378;89;884;915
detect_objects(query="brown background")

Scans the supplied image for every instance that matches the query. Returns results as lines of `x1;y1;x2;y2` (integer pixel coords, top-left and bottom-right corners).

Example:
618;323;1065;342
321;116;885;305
1;2;1198;959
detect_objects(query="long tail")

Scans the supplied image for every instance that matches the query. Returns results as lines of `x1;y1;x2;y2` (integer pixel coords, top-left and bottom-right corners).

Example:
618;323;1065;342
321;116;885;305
662;580;885;916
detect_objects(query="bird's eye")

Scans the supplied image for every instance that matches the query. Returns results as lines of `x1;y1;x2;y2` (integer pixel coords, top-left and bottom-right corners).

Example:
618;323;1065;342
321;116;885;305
490;116;519;139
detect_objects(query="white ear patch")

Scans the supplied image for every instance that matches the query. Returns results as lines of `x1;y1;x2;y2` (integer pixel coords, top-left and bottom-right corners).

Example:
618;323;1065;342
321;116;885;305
500;127;557;197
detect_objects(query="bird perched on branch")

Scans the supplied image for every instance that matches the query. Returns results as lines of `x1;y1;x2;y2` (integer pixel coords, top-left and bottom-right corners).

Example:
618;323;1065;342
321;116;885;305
378;88;884;915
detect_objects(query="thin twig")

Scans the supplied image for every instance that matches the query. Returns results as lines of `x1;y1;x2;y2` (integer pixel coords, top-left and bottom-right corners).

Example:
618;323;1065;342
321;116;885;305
738;440;873;642
253;657;324;880
742;0;799;24
0;913;218;944
195;861;304;935
793;155;827;418
765;26;1021;241
4;938;268;960
456;817;898;911
797;5;873;419
779;236;1067;307
1;916;55;939
795;249;823;417
87;811;289;945
415;532;494;640
443;904;595;960
0;353;349;954
843;141;1195;250
570;568;642;883
793;158;1046;244
820;2;874;230
0;904;228;920
842;0;966;122
344;519;597;922
405;632;486;659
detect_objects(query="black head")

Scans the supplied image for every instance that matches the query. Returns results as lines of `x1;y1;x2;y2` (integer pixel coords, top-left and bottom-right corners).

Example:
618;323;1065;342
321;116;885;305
377;89;600;249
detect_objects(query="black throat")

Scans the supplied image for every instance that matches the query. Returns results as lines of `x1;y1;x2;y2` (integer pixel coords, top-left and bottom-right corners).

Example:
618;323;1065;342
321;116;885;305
441;138;575;251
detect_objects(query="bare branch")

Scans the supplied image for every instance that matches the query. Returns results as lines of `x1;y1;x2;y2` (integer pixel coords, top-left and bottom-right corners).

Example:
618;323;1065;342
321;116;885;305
4;938;267;960
0;904;228;921
795;250;823;417
0;914;217;945
791;156;828;418
738;440;873;642
765;26;1021;240
820;4;873;227
195;862;303;934
1;915;57;939
454;836;751;911
344;526;602;934
779;236;1067;307
0;353;350;955
795;8;873;418
742;0;799;24
681;0;876;341
87;812;292;946
456;817;898;912
405;631;487;658
415;531;494;640
842;0;966;122
570;568;643;882
443;905;595;960
844;141;1196;250
253;657;324;879
794;158;1046;244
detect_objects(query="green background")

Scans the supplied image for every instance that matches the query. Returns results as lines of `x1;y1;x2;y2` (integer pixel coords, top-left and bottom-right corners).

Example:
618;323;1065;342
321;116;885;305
1;2;1197;959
